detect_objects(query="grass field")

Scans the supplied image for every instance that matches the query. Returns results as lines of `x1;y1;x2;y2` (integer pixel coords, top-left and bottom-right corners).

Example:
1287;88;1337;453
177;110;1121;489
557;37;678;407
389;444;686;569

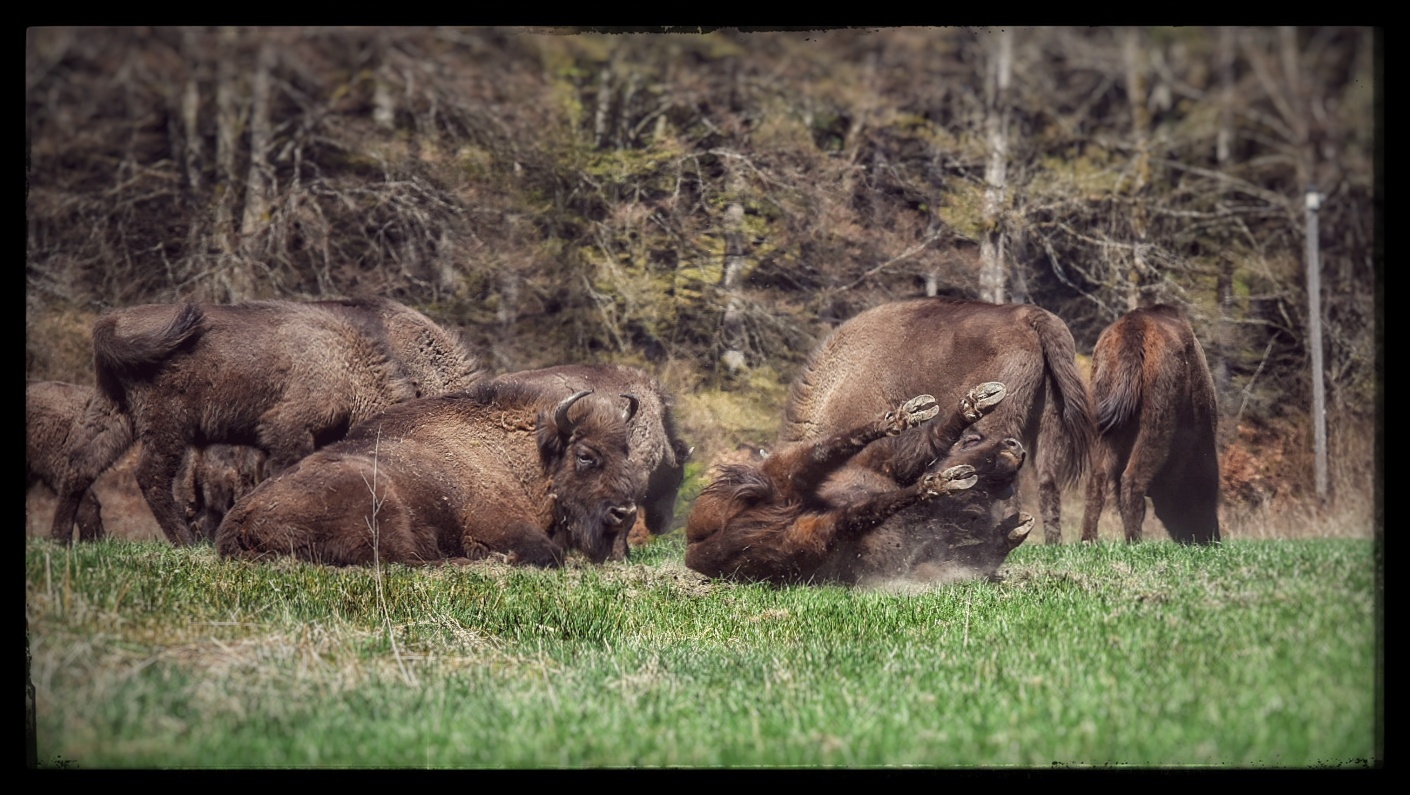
26;527;1382;769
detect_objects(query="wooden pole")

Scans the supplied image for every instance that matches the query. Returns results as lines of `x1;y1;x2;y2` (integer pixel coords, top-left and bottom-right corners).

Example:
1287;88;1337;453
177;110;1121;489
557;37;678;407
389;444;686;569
1306;185;1328;500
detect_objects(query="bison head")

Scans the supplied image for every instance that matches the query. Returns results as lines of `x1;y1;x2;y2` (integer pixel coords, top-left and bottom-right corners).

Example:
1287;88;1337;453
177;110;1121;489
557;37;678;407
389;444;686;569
537;390;644;563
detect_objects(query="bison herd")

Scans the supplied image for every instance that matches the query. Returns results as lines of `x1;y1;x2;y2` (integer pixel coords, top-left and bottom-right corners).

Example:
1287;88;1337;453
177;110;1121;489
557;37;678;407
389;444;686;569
28;295;1223;587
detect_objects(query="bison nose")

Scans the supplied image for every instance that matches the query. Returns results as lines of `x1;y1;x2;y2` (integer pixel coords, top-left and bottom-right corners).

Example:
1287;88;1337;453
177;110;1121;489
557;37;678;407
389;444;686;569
608;502;637;527
1002;438;1025;456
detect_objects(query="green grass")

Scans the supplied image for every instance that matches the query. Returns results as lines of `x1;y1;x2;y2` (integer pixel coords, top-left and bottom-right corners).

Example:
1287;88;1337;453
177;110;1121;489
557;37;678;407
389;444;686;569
26;535;1381;769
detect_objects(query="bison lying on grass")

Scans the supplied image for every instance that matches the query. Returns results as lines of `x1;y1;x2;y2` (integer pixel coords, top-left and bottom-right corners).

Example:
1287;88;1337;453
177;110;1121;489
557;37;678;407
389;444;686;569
216;380;644;567
779;297;1094;544
490;363;690;552
51;297;481;547
686;383;1032;586
1080;304;1221;544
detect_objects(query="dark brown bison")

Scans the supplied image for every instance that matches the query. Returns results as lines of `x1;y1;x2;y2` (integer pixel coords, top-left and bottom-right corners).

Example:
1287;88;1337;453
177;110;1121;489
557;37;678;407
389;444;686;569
687;383;1032;586
216;380;643;567
779;296;1095;544
489;363;689;552
1079;304;1221;544
50;298;482;547
27;381;124;541
30;381;267;543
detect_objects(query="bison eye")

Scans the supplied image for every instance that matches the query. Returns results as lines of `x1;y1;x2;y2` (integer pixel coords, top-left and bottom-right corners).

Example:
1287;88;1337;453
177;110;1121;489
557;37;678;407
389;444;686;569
961;432;984;449
576;452;598;469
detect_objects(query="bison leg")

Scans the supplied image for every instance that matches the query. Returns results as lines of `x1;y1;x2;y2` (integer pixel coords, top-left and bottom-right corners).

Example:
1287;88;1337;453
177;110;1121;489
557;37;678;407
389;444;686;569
75;489;105;542
850;382;1007;484
830;463;978;536
1079;456;1109;543
135;442;198;547
468;521;565;568
1001;512;1036;550
771;394;940;499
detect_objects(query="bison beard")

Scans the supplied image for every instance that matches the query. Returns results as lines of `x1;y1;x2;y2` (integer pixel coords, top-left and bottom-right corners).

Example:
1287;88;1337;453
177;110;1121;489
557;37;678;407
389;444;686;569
1080;304;1221;544
686;383;1032;586
215;382;643;568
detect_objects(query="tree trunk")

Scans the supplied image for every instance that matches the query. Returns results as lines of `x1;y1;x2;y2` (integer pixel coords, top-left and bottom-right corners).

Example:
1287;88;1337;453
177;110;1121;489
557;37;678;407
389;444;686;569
978;27;1012;305
1123;27;1151;311
235;37;276;300
720;157;747;377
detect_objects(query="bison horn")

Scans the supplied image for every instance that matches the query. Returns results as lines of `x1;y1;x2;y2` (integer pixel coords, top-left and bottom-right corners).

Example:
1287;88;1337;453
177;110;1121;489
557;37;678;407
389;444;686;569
553;390;594;431
619;393;640;424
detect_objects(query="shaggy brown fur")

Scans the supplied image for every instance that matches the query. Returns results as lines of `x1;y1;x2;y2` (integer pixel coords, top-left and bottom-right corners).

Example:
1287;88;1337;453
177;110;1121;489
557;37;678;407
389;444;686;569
179;445;269;542
27;381;122;541
491;364;690;552
687;384;1030;585
779;297;1096;544
216;380;644;567
1079;304;1221;544
51;298;481;547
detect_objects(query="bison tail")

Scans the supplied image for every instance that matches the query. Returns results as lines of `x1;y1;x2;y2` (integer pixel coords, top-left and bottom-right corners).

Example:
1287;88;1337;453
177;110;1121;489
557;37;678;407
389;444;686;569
93;303;206;387
1091;323;1146;435
1033;311;1097;489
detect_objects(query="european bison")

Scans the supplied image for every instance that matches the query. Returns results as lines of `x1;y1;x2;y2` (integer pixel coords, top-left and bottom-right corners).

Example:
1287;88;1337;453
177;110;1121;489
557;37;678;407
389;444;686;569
779;296;1095;544
1079;304;1221;544
50;298;482;547
179;444;269;543
27;381;123;541
30;381;266;542
686;383;1031;586
490;363;690;551
216;380;644;567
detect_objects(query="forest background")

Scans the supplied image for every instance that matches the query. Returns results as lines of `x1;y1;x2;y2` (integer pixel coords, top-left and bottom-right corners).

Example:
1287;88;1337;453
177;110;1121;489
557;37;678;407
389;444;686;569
24;26;1381;541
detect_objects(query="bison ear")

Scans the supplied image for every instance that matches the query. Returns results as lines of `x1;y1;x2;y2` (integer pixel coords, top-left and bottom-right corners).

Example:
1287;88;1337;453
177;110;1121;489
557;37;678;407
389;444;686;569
619;393;639;424
551;390;593;436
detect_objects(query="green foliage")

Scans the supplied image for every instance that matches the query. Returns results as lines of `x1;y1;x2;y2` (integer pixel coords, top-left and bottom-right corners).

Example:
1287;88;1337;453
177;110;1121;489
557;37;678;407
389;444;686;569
27;536;1379;768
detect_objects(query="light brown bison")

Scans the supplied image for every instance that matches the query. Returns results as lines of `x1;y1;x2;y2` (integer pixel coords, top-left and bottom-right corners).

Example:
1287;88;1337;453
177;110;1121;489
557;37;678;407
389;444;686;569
216;380;643;567
687;383;1032;586
779;297;1095;544
490;363;689;552
50;298;482;547
1079;304;1221;544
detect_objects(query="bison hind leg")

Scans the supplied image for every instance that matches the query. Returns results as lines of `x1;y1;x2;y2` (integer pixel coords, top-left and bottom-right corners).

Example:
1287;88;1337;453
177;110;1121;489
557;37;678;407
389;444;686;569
884;395;941;434
960;382;1007;423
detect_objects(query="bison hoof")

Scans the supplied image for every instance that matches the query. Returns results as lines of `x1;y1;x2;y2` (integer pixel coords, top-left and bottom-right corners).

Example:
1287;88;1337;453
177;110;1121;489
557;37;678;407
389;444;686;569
960;382;1007;422
1004;512;1036;547
886;394;940;434
921;464;977;497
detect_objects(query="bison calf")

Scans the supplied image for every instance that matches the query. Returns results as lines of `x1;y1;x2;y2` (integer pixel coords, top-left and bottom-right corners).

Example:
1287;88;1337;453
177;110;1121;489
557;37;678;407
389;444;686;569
1079;304;1221;544
216;380;644;568
27;381;126;541
687;383;1028;585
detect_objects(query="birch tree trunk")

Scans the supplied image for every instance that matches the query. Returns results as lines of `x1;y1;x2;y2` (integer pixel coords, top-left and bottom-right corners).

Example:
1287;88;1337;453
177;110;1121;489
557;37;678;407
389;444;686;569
720;157;747;376
978;27;1012;305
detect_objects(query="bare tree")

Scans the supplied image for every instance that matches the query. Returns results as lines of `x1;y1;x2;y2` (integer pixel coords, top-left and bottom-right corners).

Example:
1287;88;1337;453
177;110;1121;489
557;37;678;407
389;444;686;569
978;27;1013;305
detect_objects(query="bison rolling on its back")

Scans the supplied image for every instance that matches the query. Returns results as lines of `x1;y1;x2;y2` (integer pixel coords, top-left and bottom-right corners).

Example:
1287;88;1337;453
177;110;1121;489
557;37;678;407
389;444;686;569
780;297;1095;544
490;363;689;551
50;298;481;547
687;383;1032;586
216;380;643;567
1079;304;1221;544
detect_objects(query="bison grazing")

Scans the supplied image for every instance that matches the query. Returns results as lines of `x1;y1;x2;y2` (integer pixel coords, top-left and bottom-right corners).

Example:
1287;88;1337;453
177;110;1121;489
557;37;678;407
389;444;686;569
216;380;643;568
28;381;127;541
1079;304;1221;544
779;296;1095;544
50;298;481;547
490;363;690;552
687;383;1031;586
